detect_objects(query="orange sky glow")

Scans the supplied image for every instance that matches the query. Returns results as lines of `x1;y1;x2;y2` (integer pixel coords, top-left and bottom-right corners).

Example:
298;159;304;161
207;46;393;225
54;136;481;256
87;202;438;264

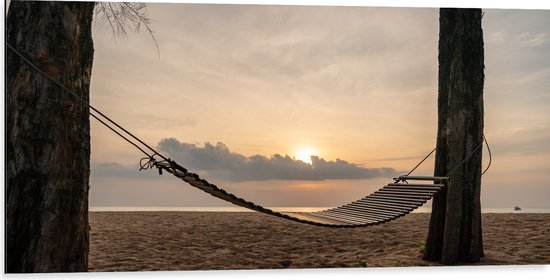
87;1;550;209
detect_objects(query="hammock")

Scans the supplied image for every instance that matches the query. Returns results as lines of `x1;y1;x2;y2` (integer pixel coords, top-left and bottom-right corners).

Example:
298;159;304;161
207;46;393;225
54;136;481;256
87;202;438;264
9;42;494;228
145;157;447;228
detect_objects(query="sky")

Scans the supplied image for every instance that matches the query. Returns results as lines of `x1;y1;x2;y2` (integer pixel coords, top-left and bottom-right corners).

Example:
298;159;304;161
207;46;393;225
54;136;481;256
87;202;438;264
87;1;550;209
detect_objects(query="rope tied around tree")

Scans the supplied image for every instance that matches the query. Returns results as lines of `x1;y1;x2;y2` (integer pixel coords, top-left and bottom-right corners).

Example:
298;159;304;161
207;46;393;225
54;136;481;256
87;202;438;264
446;134;492;177
396;134;492;184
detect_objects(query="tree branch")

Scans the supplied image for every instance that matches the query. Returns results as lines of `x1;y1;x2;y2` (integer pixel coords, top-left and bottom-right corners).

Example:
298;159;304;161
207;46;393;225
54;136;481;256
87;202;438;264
94;2;160;59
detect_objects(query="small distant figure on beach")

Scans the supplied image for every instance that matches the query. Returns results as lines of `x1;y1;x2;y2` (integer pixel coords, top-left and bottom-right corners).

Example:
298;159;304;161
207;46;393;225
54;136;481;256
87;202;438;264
514;206;522;211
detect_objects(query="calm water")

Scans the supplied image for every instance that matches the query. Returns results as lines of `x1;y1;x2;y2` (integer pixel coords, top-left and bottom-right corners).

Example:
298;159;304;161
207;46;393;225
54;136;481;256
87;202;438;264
89;206;550;213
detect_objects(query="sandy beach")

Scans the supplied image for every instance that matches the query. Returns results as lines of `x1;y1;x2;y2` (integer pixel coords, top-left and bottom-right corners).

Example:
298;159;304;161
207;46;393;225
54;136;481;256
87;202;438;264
88;212;550;272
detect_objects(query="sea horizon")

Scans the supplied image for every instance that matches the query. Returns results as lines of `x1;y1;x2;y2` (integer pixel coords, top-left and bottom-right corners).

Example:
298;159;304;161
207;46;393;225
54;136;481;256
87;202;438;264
89;206;550;213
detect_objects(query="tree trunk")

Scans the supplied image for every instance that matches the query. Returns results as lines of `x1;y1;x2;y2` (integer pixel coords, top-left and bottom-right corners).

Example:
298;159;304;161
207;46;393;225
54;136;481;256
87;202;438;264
423;8;485;265
6;1;95;272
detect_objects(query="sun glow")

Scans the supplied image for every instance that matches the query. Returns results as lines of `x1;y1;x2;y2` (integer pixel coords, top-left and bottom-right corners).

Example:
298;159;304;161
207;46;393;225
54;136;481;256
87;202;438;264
295;147;317;164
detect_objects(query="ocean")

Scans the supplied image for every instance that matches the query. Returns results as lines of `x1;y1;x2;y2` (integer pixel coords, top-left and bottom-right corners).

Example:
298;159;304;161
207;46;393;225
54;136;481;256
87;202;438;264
89;206;550;213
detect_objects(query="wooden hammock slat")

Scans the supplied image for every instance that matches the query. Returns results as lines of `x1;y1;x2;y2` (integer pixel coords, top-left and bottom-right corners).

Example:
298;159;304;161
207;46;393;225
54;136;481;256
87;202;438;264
384;186;442;192
353;198;419;210
317;211;382;224
284;212;352;226
338;205;401;218
306;212;362;225
395;175;449;181
357;199;422;210
338;202;405;215
387;183;445;188
324;207;394;221
376;190;434;198
368;194;427;204
340;203;407;216
373;191;432;200
323;208;390;222
380;187;439;195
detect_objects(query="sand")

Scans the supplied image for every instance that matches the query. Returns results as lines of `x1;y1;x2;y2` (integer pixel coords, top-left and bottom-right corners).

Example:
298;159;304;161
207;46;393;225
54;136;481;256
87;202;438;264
88;212;550;272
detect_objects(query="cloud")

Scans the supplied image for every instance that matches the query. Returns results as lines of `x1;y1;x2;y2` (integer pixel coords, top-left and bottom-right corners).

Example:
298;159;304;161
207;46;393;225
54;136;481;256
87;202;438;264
156;138;398;182
520;32;550;47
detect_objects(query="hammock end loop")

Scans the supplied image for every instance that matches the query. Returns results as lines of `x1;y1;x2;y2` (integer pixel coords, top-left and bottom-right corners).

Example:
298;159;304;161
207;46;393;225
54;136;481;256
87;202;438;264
139;154;168;176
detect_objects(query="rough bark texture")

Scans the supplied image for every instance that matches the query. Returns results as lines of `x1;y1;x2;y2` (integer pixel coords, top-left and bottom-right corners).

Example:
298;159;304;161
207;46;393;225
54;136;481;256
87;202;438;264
423;8;485;265
6;1;95;272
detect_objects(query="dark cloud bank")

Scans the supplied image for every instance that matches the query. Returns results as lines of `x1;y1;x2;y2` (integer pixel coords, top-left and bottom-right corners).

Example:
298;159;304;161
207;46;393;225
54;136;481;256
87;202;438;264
151;138;399;182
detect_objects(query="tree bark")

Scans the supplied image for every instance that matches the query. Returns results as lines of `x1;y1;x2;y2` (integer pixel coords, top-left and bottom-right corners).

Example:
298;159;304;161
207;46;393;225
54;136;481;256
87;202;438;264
423;8;485;265
6;1;95;272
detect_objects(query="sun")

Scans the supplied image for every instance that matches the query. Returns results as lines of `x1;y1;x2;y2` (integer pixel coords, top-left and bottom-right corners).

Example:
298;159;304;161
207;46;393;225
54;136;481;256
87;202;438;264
295;147;317;164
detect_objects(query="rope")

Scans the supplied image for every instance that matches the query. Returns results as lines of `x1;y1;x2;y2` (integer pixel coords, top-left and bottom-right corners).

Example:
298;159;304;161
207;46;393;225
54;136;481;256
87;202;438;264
446;135;488;177
405;147;437;177
482;134;492;175
399;133;492;182
6;42;169;163
90;112;151;158
394;147;437;183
